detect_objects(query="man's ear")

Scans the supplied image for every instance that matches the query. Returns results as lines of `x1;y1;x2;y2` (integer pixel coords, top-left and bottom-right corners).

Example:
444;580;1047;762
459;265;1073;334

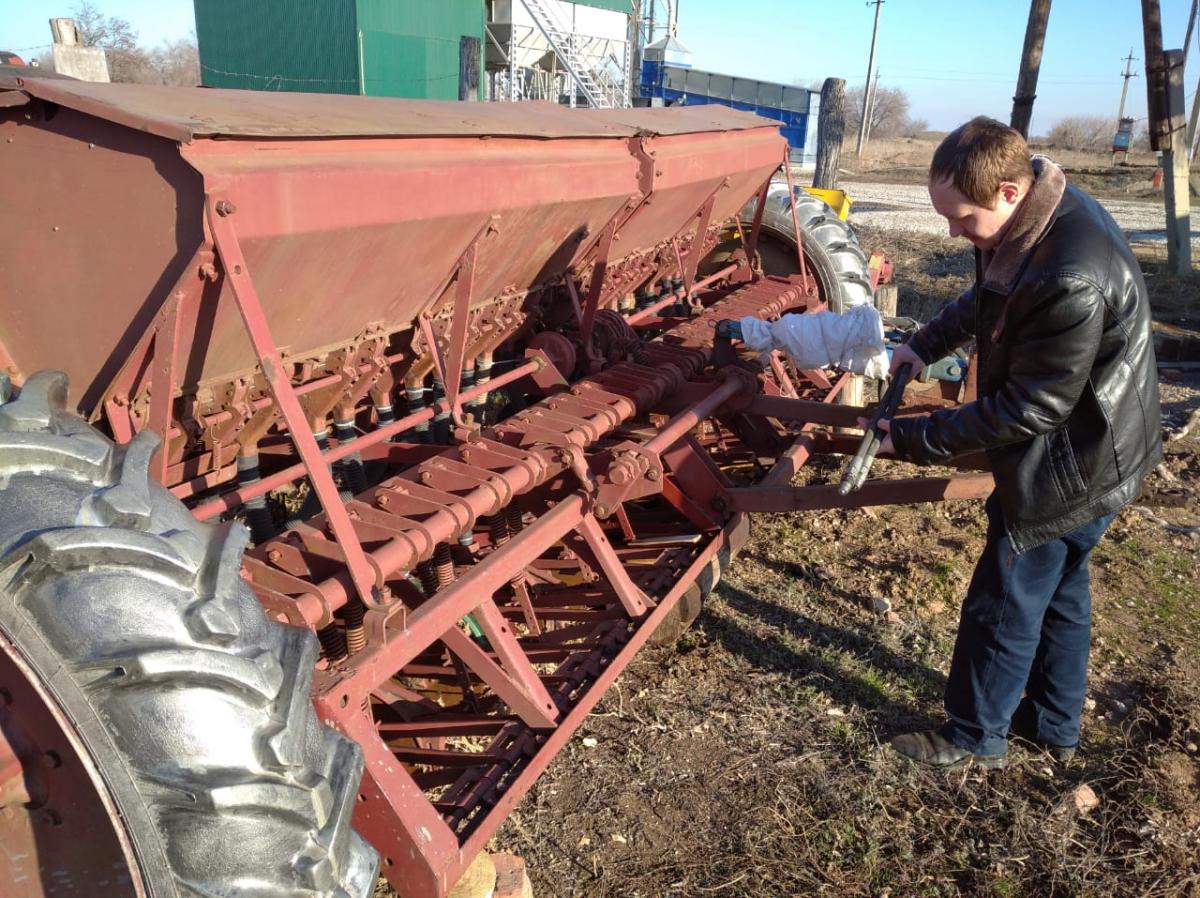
997;181;1023;206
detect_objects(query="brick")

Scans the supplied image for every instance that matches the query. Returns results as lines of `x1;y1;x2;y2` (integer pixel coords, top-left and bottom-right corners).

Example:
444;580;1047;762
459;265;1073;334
491;853;533;898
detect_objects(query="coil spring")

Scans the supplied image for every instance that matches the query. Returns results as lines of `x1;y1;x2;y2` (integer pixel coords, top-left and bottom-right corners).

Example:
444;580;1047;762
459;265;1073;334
434;542;455;589
318;622;348;663
343;598;367;655
415;542;455;597
506;504;524;536
416;558;439;596
486;512;509;547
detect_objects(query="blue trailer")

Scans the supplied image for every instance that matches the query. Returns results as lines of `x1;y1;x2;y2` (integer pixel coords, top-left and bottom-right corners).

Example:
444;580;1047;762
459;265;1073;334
638;57;817;163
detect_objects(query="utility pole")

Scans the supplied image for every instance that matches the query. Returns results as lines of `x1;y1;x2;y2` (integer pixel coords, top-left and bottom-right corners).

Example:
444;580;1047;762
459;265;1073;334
1184;0;1199;66
863;67;881;150
1117;48;1138;123
1010;0;1052;137
855;0;884;159
1141;0;1191;274
1185;0;1200;157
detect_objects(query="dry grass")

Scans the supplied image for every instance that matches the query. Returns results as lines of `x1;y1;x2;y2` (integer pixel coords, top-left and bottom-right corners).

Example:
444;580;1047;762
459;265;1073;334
841;137;1176;204
847;136;1163;175
484;231;1200;898
495;453;1200;897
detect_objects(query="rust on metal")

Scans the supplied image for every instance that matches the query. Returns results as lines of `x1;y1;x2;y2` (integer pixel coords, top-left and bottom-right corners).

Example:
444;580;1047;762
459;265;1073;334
0;637;144;898
0;77;998;898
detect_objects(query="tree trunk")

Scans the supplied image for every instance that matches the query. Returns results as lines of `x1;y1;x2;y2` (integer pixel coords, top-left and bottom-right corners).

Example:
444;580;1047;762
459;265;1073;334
814;78;846;190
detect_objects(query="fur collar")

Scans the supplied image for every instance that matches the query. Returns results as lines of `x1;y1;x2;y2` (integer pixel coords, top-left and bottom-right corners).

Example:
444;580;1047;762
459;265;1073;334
980;156;1067;295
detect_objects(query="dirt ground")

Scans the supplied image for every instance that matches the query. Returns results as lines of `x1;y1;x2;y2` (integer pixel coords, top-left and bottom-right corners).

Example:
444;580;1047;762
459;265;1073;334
844;137;1172;204
485;223;1200;897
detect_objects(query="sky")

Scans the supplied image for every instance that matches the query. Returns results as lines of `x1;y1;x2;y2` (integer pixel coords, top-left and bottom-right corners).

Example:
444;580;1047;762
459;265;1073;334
3;0;1197;136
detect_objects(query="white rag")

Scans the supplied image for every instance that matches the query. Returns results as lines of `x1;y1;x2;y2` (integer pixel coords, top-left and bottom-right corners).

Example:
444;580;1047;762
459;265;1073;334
739;305;891;380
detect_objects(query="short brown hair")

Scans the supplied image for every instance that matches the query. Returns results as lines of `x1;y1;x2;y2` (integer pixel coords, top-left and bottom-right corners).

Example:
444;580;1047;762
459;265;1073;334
929;116;1034;207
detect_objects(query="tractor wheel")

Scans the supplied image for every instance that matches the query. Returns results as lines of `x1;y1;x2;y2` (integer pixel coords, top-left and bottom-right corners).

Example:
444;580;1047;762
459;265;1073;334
744;185;874;312
0;371;379;898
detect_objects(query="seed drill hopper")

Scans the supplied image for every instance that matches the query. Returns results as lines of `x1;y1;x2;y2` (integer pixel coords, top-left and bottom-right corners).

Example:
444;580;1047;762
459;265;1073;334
0;74;991;898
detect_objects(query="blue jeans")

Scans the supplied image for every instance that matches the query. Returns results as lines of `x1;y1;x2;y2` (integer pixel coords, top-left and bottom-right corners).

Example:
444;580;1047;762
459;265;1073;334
941;493;1116;756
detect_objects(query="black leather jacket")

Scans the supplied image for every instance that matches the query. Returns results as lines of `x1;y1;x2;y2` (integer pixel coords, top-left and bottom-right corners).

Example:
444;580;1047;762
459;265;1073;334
891;174;1162;552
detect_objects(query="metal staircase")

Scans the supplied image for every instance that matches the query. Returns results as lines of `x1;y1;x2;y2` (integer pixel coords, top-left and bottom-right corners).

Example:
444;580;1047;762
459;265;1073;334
518;0;630;108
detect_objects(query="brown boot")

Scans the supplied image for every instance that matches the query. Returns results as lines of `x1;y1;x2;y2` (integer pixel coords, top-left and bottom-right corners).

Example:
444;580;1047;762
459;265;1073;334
890;729;1007;769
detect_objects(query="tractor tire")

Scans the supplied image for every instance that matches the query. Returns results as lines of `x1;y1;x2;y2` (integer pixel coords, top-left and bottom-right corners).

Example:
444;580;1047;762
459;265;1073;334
743;185;874;312
0;371;379;898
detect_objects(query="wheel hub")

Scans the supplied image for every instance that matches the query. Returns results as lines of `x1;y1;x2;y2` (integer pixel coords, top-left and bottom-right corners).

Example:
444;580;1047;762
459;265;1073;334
0;635;144;898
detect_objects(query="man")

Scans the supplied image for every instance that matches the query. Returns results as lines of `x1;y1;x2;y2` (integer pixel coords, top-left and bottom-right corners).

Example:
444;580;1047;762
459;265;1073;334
878;116;1161;768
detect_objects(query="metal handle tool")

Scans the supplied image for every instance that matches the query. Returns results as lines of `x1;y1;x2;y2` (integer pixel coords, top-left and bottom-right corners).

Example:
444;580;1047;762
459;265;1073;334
838;362;913;495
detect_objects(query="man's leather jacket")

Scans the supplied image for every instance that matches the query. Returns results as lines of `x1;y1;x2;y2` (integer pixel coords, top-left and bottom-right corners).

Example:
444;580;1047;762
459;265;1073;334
890;161;1162;552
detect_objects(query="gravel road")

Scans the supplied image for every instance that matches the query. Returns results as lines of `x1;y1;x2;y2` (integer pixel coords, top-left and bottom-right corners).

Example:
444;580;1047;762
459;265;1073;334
841;180;1194;245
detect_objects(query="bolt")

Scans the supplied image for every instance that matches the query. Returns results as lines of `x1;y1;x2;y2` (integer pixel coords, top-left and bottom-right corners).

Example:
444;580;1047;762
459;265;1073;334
377;494;390;507
267;549;282;563
420;470;433;484
198;262;219;282
215;200;236;216
646;469;660;481
596;504;610;518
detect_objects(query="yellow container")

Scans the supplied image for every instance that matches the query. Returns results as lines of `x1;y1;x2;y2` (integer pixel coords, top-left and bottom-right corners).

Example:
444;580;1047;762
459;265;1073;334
805;187;852;221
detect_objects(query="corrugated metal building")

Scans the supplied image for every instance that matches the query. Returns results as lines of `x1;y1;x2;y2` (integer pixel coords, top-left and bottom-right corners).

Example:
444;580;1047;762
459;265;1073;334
194;0;487;100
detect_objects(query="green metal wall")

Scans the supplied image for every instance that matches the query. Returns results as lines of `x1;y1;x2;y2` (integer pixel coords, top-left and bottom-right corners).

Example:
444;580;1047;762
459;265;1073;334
194;0;359;94
355;0;484;100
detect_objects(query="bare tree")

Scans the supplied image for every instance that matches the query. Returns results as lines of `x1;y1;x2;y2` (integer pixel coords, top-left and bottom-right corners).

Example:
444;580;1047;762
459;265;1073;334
50;4;198;85
70;0;148;82
845;85;914;139
1047;115;1112;150
143;37;199;86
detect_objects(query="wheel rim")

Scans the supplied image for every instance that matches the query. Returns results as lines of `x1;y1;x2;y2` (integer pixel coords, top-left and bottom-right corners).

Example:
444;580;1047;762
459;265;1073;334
0;634;146;898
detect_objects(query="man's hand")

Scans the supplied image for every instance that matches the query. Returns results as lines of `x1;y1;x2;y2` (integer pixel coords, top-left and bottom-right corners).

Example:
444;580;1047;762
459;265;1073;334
857;415;895;455
890;342;924;379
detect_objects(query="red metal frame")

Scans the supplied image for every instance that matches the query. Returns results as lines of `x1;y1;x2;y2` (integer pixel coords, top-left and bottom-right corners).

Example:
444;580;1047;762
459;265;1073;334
79;171;989;898
782;150;812;291
222;265;987;896
1;81;1001;898
206;195;383;607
